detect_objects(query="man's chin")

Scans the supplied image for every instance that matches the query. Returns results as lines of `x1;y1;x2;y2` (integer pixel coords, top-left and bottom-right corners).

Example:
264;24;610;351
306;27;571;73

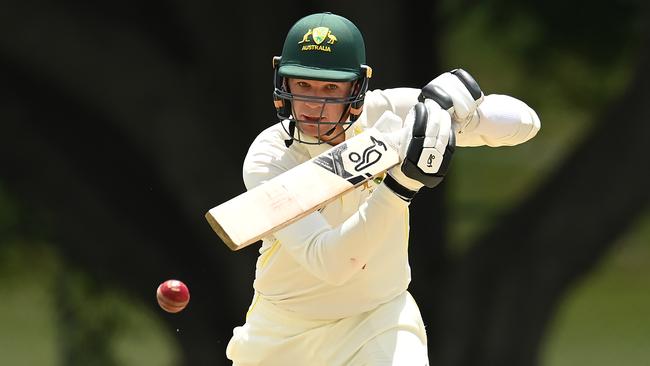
297;128;330;141
297;123;325;135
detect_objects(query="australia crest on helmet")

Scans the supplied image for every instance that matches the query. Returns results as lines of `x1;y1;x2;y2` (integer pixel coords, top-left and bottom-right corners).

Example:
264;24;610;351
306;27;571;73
299;26;338;52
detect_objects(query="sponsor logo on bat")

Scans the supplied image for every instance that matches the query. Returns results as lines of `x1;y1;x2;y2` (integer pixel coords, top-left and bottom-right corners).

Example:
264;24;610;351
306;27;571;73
348;136;387;171
313;136;387;185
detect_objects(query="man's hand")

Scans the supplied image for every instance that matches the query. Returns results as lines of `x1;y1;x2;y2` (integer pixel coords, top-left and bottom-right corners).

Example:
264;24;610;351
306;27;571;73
421;69;484;128
375;99;455;201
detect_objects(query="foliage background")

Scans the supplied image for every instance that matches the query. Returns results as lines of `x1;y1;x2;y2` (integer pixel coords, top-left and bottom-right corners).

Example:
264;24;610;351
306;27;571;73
1;1;648;365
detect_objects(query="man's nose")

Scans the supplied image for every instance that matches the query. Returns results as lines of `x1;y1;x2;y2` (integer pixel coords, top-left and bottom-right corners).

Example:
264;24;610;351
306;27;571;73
300;95;324;109
303;100;322;109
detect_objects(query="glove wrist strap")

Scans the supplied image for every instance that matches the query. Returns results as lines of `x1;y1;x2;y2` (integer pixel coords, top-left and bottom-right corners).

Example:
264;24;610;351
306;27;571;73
383;174;418;202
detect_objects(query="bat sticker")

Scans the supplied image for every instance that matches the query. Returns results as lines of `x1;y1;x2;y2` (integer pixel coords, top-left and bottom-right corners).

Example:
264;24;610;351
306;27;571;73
313;143;353;179
313;136;388;185
348;136;387;171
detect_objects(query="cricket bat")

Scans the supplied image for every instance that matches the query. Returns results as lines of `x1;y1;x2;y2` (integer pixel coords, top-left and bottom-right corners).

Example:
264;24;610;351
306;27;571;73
205;127;400;251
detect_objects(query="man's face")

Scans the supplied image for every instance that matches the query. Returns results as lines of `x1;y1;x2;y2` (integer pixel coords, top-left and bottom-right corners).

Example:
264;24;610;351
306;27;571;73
287;78;354;144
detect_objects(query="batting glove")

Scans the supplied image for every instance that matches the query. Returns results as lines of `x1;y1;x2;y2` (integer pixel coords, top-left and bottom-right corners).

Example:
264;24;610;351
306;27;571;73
378;99;455;201
421;69;484;132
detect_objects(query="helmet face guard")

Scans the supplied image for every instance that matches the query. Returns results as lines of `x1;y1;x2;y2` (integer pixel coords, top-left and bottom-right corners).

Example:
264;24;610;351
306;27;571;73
272;12;372;146
272;61;371;145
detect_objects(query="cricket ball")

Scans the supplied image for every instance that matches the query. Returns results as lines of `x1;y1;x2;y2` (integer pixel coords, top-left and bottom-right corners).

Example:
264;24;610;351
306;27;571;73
156;279;190;313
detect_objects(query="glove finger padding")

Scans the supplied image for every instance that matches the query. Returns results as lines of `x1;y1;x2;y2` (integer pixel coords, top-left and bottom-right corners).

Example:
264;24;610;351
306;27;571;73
421;68;484;123
373;110;403;134
401;99;454;188
373;110;405;151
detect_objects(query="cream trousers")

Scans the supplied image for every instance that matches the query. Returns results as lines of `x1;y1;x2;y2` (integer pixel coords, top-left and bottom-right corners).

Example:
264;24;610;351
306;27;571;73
226;291;429;365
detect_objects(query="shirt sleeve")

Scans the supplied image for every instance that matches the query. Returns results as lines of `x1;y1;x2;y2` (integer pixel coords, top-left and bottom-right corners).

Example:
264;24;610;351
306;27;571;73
242;125;304;190
457;94;541;147
272;183;409;286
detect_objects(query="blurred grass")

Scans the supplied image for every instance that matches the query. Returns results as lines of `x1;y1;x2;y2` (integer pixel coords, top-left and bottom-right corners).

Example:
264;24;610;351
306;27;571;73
0;242;181;366
0;183;180;366
542;209;650;366
0;243;58;366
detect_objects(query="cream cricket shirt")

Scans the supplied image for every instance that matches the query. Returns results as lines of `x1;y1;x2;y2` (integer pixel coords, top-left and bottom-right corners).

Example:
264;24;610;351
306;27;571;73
242;88;540;320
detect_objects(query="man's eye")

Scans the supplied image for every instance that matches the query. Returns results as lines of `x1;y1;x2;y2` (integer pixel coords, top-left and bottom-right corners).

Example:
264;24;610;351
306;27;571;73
297;81;309;87
326;84;338;90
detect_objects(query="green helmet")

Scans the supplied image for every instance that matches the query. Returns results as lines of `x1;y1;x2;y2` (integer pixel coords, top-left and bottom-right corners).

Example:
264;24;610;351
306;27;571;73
278;12;367;81
273;12;372;145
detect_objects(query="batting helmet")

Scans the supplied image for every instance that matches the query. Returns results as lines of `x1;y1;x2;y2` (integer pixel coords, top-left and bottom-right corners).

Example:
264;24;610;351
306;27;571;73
272;12;372;145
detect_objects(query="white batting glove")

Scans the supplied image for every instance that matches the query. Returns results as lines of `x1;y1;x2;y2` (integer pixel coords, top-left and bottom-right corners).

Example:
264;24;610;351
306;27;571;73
375;99;455;201
421;69;484;131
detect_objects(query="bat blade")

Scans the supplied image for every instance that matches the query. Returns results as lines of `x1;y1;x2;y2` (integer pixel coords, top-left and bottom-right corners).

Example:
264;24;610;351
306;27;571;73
205;127;400;251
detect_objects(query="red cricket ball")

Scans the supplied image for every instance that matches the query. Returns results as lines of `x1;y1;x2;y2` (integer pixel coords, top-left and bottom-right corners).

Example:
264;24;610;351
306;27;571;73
156;279;190;313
